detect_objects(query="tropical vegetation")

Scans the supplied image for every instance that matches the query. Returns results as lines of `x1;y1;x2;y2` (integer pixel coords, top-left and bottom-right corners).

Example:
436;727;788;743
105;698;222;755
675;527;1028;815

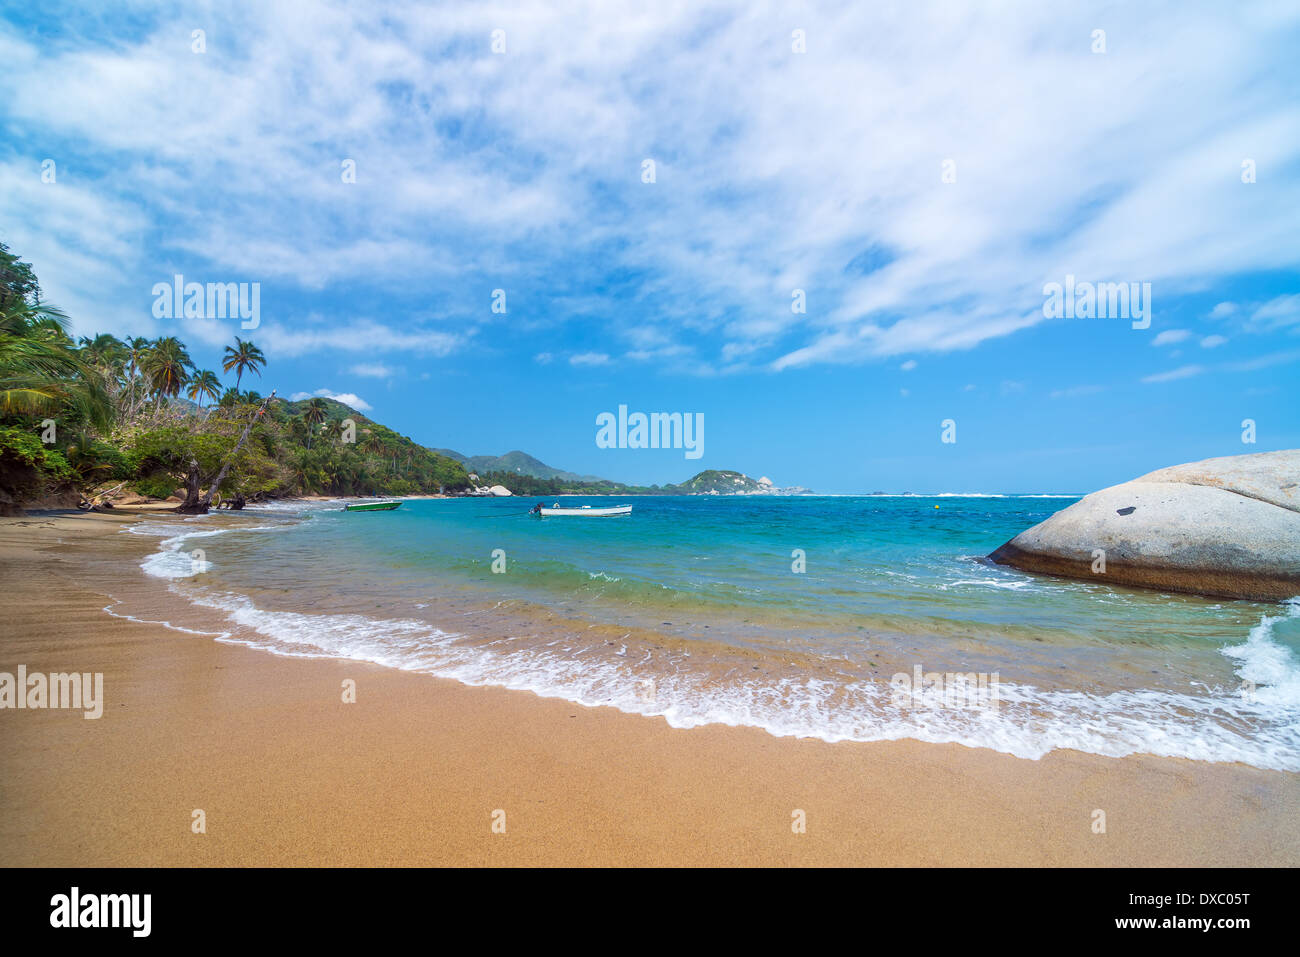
0;242;469;513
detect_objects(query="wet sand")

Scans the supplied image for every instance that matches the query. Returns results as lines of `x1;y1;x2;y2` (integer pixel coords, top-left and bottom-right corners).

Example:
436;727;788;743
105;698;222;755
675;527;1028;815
1;510;1296;866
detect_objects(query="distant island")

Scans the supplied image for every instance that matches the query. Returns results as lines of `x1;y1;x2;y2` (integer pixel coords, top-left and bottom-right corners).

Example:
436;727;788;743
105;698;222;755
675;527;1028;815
460;463;813;498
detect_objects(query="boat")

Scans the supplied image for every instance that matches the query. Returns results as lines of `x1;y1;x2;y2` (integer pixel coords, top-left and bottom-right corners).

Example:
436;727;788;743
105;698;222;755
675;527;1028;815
343;500;402;512
534;504;632;517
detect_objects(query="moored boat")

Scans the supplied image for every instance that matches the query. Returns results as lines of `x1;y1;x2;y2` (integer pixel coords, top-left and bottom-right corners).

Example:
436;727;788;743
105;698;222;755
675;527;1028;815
533;503;632;517
343;500;402;512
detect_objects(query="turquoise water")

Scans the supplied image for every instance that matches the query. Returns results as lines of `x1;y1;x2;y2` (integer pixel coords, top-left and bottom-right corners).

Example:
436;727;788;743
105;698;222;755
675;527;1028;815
126;495;1300;770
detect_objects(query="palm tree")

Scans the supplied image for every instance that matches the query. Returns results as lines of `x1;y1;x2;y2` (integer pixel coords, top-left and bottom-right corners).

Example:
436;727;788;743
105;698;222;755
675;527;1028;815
186;369;223;408
302;398;328;449
0;300;113;431
78;334;126;374
123;336;152;416
143;336;193;406
222;337;266;392
287;417;310;446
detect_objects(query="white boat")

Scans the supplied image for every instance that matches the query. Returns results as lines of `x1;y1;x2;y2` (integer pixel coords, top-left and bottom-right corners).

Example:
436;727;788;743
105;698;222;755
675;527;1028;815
536;504;632;517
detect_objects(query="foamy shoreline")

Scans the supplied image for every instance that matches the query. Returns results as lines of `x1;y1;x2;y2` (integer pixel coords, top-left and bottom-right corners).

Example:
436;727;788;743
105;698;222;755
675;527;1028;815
2;510;1298;866
126;500;1300;772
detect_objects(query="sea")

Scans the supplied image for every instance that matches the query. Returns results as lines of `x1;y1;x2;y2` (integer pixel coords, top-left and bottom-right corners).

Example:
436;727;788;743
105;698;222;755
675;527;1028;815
115;494;1300;770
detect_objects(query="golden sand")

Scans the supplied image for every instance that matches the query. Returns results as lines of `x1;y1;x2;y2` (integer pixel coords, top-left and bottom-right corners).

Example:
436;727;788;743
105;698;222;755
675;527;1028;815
1;510;1296;866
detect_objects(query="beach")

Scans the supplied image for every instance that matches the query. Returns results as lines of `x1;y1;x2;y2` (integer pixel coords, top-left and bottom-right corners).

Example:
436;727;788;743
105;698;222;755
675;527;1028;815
1;509;1297;867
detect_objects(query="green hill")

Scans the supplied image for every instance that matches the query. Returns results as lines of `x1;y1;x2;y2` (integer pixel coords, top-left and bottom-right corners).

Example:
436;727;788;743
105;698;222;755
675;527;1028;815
674;469;767;494
437;448;607;483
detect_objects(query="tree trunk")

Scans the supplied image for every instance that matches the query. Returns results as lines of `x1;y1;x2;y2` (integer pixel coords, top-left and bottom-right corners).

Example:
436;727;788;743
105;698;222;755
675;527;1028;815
176;390;275;515
177;459;203;512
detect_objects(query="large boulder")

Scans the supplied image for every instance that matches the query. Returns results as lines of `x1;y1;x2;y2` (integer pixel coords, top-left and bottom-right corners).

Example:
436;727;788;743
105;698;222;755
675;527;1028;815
989;450;1300;601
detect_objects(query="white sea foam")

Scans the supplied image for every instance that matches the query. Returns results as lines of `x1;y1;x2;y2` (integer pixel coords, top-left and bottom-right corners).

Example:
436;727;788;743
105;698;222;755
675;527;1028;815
135;523;278;579
102;599;231;639
1221;598;1300;709
128;514;1300;770
940;577;1034;591
137;577;1300;771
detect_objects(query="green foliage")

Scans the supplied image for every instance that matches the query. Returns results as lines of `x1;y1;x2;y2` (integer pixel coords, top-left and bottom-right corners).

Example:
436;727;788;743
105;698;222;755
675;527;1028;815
674;469;764;493
273;397;470;497
0;425;75;505
125;415;285;500
64;437;130;484
0;243;471;507
133;472;182;500
0;426;73;476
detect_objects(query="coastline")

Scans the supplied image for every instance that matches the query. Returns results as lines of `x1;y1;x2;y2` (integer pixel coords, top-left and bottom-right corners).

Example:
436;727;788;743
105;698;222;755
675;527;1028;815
1;510;1297;866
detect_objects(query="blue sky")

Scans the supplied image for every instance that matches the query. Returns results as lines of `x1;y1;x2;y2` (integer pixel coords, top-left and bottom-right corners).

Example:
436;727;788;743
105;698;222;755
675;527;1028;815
2;1;1297;493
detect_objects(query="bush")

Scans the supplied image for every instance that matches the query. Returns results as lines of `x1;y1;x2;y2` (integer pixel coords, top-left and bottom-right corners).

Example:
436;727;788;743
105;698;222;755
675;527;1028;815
0;426;76;510
133;472;181;500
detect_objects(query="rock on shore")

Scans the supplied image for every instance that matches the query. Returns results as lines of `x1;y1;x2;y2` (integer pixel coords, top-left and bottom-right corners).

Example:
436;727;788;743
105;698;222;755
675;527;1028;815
989;450;1300;601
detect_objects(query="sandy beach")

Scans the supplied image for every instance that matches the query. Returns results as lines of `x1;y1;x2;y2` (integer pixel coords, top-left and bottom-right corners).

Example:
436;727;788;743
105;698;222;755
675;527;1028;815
1;509;1297;867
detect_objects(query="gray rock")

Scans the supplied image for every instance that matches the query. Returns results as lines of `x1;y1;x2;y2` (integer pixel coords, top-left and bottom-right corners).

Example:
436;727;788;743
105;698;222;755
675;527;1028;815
989;450;1300;601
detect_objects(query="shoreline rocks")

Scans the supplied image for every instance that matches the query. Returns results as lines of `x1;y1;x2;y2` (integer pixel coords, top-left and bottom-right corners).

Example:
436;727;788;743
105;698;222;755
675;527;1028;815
989;450;1300;602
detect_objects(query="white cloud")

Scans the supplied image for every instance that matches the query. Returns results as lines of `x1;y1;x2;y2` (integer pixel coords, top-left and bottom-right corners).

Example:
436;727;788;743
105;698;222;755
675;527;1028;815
534;352;554;364
1142;365;1205;383
1151;329;1191;346
1249;294;1300;328
570;352;610;366
900;359;917;371
349;363;397;378
1200;334;1228;348
257;319;466;358
289;388;373;411
3;3;1298;371
1209;302;1238;319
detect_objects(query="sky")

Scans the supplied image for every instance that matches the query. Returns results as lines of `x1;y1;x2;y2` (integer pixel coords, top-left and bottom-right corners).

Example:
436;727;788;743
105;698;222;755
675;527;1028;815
1;0;1297;493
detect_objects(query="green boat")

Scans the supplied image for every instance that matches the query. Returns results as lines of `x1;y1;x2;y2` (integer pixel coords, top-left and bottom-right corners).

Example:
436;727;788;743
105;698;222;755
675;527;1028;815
343;500;402;512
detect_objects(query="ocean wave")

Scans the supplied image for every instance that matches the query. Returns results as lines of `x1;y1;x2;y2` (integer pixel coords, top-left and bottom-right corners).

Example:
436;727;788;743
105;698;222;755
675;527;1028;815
1220;598;1300;709
939;577;1034;591
136;523;280;579
117;501;1299;770
135;583;1300;772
